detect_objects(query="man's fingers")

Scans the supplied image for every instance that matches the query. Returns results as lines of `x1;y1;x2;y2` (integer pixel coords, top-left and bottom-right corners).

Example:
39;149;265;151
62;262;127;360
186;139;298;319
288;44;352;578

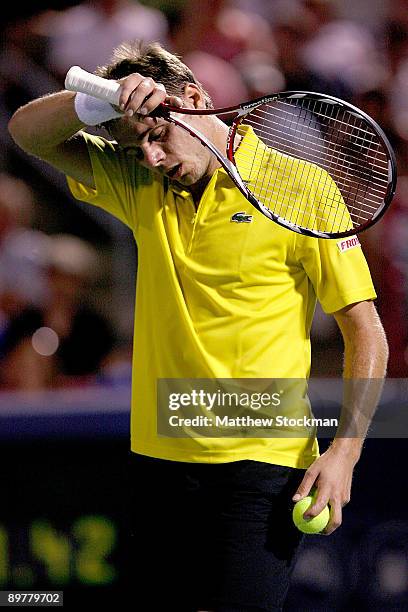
304;491;330;519
115;73;183;117
117;74;167;115
292;469;317;501
117;74;145;110
165;95;184;108
137;86;167;116
124;80;157;116
322;501;342;535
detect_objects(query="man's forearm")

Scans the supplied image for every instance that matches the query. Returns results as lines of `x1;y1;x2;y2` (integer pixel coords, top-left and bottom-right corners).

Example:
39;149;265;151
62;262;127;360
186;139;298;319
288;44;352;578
333;302;389;459
341;317;388;380
8;91;83;155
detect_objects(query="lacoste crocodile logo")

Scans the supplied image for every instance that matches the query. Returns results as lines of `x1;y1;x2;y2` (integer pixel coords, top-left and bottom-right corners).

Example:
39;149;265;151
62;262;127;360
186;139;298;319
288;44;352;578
231;212;253;223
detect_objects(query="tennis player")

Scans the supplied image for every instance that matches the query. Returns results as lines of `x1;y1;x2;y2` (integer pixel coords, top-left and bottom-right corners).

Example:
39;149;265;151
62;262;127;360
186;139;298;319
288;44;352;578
8;41;388;612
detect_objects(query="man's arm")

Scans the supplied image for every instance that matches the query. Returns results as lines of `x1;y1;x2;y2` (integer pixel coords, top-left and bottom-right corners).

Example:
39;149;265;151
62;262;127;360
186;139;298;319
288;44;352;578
292;300;388;534
8;91;95;188
8;73;179;190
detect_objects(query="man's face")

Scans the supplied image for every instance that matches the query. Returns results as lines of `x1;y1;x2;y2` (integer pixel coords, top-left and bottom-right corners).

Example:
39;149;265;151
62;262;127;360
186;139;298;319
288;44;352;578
111;113;215;186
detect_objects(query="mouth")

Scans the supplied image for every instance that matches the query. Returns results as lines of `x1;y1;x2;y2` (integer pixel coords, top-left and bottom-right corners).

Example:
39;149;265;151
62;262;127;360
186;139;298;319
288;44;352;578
166;164;183;180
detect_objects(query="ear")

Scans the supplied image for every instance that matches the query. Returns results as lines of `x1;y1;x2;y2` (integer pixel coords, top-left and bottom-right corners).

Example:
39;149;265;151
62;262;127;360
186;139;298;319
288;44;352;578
182;83;206;109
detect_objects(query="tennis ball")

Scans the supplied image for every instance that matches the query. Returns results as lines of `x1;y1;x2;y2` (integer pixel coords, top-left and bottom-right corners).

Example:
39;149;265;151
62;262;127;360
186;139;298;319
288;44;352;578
292;491;330;534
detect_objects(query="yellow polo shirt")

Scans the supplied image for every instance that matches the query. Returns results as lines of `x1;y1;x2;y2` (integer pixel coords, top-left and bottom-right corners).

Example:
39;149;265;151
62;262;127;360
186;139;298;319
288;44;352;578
67;127;376;468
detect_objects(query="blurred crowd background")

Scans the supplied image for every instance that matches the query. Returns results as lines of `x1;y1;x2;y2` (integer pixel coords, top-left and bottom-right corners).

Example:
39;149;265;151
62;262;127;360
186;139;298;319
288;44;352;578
1;0;408;390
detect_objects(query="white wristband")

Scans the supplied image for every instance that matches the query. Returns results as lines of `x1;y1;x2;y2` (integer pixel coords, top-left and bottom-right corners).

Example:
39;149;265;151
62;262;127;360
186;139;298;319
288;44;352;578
74;92;122;126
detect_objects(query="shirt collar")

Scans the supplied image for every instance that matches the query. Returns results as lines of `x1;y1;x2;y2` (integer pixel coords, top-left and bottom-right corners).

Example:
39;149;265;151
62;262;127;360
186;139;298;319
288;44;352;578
168;181;191;198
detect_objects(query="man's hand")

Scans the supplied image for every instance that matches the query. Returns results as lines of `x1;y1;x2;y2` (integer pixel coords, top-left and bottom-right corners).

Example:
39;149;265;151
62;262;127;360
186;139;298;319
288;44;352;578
292;440;360;535
115;73;183;117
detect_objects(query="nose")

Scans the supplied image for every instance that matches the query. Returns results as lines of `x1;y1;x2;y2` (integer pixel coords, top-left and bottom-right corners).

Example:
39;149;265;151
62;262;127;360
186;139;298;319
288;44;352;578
141;142;165;168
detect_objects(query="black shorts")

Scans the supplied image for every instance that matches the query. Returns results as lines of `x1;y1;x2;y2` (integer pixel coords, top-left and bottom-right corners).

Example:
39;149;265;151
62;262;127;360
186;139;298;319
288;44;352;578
126;453;305;612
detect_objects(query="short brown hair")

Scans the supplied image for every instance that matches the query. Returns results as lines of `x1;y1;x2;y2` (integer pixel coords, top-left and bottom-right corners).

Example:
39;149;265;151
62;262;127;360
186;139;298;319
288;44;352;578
96;40;212;108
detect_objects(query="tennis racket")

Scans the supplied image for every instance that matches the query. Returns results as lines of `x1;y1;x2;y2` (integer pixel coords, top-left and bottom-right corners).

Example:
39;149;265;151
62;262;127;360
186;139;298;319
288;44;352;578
65;66;397;239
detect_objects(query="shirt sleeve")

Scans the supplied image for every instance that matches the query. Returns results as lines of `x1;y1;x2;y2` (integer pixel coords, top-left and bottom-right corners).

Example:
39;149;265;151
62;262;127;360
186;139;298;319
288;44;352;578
66;131;151;230
295;233;377;313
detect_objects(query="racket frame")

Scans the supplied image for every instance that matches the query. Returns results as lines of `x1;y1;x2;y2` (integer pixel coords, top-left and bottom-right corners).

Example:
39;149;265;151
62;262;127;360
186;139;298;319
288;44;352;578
159;92;397;239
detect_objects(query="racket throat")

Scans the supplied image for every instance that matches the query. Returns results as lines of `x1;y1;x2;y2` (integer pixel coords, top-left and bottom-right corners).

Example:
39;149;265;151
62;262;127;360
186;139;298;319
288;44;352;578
168;114;249;197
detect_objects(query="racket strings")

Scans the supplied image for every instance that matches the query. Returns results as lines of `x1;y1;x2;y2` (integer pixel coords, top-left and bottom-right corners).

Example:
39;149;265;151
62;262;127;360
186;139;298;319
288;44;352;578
236;140;384;222
242;119;388;188
270;103;380;231
245;114;388;198
235;97;390;233
266;102;350;231
237;146;384;207
237;144;359;232
246;102;389;170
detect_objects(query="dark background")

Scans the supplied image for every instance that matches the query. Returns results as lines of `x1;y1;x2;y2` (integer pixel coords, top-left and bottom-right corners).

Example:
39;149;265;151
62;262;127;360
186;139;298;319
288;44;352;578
0;405;407;610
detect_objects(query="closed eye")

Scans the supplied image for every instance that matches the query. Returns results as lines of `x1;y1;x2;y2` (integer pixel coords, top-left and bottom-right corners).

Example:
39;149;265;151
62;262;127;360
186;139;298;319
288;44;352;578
123;146;143;160
121;125;167;159
150;126;167;142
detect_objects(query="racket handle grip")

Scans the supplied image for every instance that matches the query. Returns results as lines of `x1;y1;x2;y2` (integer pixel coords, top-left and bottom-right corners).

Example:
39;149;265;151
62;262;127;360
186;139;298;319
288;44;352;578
65;66;121;106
